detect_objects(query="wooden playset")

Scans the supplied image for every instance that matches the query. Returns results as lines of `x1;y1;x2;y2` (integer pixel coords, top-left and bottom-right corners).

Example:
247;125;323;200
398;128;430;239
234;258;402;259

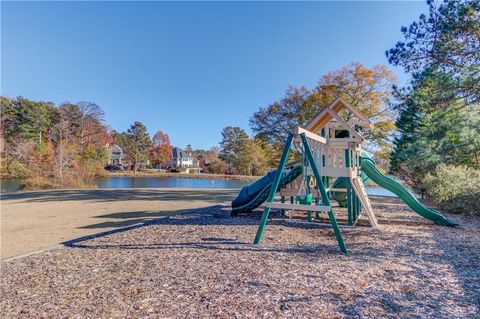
247;98;457;254
253;98;377;254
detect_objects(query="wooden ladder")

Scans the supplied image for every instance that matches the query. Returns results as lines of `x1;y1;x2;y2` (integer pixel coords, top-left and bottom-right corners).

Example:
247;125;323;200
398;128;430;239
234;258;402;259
350;176;378;228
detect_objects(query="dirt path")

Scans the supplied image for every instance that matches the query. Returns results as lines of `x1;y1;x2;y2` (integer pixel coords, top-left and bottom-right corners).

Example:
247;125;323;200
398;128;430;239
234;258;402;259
1;188;239;259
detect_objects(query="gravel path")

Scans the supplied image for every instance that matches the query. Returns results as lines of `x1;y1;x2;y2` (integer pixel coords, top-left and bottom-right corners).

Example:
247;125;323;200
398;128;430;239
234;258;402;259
1;196;479;318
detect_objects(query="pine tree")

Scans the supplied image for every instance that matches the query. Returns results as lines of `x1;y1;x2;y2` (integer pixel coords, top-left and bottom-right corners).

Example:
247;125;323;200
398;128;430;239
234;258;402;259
126;121;152;172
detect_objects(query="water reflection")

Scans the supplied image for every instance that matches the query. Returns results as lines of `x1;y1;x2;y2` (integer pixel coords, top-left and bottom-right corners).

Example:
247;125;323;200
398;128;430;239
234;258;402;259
1;177;397;197
95;177;249;189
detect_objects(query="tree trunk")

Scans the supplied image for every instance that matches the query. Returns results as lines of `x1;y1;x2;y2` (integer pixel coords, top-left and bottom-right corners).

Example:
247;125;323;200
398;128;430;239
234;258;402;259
58;129;64;186
134;153;138;173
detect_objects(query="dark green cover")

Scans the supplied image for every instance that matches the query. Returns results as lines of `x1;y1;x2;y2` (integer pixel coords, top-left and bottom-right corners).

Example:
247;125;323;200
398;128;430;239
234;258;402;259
231;166;302;215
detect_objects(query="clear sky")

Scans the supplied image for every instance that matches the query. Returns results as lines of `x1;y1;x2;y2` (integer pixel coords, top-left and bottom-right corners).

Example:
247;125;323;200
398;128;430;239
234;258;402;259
1;1;426;149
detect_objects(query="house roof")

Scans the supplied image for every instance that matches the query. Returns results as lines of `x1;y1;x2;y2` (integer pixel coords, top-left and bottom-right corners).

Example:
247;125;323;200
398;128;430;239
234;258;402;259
110;144;124;160
172;147;193;159
110;144;123;153
305;98;372;133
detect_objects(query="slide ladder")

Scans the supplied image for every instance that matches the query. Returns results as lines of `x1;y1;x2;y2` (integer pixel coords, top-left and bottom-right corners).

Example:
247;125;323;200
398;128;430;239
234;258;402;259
351;176;378;227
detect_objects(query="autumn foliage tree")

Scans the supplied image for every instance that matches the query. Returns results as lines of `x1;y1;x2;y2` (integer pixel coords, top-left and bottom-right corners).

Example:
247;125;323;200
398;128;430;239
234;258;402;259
150;130;172;168
313;63;397;152
0;96;110;189
250;63;397;162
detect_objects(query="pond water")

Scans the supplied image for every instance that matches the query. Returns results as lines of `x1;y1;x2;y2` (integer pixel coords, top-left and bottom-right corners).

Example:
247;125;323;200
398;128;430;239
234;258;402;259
1;179;22;194
95;176;250;189
365;185;396;197
1;176;397;197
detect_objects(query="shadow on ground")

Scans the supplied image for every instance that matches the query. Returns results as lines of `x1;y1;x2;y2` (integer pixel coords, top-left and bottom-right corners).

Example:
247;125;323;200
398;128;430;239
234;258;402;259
64;203;445;257
2;188;239;204
64;205;350;254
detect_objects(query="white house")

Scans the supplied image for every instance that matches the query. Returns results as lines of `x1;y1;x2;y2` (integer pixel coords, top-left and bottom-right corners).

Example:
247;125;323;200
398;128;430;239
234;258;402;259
169;147;201;173
109;144;124;165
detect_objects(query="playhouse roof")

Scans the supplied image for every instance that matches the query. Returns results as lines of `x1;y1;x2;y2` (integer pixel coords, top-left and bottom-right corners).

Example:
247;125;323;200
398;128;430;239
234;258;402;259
305;98;371;134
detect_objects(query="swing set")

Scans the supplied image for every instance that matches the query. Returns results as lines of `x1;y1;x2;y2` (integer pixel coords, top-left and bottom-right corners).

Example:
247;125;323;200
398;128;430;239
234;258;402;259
253;98;378;254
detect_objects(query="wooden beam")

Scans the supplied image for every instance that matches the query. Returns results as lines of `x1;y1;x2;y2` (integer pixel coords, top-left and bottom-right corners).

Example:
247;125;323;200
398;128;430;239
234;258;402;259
305;108;334;133
263;202;330;212
294;126;326;144
321;167;350;177
305;98;373;134
254;133;294;244
332;98;371;127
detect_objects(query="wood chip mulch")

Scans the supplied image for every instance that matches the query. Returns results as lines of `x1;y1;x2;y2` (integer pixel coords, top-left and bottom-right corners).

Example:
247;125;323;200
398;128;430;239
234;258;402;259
1;197;479;318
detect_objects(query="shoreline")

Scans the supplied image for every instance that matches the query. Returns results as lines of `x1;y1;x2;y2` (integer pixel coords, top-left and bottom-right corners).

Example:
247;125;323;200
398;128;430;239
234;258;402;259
1;172;260;194
0;172;261;182
103;171;261;181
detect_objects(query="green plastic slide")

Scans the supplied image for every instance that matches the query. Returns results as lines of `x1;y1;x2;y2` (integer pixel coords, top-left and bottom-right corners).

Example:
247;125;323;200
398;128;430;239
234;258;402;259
231;166;302;215
361;157;458;226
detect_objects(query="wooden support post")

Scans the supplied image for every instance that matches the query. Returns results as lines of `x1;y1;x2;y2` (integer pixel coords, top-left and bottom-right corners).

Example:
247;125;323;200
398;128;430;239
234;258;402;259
254;133;294;244
356;193;361;219
306;175;312;222
300;133;347;254
353;192;358;223
352;192;356;221
345;149;353;226
351;191;355;222
346;179;353;225
326;176;330;198
315;197;320;218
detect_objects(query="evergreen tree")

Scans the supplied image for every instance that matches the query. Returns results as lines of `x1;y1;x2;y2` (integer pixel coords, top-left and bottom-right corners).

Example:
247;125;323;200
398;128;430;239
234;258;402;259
219;126;249;173
390;69;480;185
386;0;480;103
126;121;152;172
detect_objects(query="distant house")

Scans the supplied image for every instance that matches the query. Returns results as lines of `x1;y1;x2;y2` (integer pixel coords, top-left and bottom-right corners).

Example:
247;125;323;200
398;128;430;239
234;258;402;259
109;144;124;165
169;147;201;173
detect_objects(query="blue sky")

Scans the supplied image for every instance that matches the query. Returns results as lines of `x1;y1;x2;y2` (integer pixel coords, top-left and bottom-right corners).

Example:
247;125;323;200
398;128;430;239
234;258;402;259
1;1;426;149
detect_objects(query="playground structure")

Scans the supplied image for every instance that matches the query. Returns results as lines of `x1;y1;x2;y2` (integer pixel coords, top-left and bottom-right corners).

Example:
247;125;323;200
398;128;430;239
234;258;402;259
231;98;458;254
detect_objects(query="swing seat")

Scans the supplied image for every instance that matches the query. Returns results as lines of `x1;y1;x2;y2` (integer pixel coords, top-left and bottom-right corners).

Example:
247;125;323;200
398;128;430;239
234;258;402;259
295;193;313;205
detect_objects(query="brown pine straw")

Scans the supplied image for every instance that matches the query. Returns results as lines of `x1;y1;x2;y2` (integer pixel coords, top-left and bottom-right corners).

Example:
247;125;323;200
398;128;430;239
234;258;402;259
1;196;479;318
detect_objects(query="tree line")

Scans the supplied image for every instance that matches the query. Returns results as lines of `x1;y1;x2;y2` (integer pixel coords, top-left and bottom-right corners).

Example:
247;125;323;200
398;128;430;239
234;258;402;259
387;0;480;214
0;95;273;191
0;97;177;189
1;97;111;189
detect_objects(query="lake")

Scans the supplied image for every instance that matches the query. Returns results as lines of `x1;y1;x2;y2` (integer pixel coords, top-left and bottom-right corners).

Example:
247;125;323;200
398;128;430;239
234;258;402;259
1;176;396;197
